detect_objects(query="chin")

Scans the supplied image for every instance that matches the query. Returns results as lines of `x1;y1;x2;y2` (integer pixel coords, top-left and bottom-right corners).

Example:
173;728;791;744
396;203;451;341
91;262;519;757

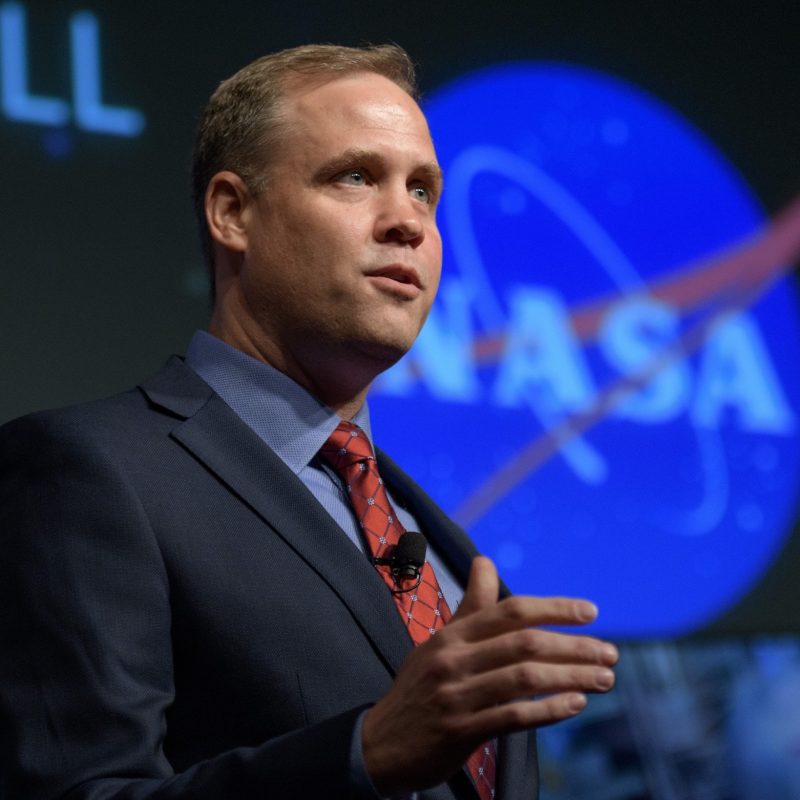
350;331;416;372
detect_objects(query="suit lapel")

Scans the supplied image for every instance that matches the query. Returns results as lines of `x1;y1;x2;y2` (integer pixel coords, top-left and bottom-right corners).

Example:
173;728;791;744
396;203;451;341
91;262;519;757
140;358;414;675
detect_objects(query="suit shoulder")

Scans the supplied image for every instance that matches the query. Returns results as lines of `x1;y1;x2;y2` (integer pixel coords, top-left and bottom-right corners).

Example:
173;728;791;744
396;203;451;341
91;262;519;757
0;355;207;448
2;387;151;445
0;383;187;477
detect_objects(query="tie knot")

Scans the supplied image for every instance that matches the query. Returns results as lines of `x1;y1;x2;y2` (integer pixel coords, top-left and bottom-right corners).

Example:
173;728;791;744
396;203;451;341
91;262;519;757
320;421;375;472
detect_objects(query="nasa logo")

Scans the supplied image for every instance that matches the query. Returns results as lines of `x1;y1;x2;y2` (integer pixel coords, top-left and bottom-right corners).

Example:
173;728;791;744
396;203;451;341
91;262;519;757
371;63;800;636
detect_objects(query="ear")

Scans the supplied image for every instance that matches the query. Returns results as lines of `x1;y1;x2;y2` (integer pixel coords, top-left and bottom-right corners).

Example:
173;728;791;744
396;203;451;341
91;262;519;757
205;170;254;254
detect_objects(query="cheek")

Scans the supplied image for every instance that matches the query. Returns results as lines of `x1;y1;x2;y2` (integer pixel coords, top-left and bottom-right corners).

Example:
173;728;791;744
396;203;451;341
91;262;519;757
291;201;362;249
320;216;368;256
243;200;371;303
240;232;303;311
425;228;444;281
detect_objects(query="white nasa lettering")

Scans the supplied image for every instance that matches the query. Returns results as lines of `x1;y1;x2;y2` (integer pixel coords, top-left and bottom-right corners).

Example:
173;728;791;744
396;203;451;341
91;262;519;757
0;2;144;137
492;287;595;412
600;297;691;422
381;280;795;438
691;314;795;433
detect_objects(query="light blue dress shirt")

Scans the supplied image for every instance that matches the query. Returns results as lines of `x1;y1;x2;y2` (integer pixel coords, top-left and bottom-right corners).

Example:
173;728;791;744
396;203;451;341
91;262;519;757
185;330;463;609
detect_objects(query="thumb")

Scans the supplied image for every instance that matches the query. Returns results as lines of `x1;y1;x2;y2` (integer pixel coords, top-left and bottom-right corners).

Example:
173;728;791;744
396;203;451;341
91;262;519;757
453;556;499;619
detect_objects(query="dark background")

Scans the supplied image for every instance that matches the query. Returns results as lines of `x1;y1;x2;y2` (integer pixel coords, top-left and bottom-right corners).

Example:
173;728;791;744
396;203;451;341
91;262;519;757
3;1;799;423
4;4;800;796
4;0;799;637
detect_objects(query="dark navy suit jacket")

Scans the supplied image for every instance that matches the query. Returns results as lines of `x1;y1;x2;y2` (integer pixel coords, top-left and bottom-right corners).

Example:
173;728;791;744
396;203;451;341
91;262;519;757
0;358;538;799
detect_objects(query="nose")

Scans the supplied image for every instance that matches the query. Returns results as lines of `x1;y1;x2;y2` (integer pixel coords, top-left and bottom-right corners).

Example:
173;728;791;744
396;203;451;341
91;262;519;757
373;188;425;246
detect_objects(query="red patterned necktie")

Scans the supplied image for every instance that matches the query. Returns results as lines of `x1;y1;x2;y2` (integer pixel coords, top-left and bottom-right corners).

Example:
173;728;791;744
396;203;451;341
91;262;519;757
320;421;496;800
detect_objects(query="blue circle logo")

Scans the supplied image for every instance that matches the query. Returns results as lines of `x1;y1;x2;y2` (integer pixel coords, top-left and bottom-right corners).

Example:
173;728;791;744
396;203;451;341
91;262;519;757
371;63;800;637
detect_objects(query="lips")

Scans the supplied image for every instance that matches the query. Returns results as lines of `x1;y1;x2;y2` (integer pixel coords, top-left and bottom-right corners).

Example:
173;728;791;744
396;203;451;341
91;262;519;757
365;264;423;290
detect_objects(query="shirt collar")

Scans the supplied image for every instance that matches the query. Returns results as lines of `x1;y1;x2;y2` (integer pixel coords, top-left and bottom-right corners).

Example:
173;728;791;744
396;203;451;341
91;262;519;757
185;330;373;475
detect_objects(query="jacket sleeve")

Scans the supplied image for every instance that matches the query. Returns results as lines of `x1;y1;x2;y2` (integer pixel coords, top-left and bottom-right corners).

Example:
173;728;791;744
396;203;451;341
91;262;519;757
0;413;369;800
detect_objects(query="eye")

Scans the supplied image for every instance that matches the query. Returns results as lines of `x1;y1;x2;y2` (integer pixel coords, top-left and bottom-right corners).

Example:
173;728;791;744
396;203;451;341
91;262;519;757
336;170;368;186
410;184;434;204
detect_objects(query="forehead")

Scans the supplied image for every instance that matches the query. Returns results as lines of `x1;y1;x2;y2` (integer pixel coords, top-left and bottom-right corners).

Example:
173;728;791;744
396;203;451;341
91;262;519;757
277;72;437;161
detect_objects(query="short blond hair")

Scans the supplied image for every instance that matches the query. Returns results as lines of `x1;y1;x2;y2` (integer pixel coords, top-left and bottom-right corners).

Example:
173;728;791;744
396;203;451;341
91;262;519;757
191;43;419;284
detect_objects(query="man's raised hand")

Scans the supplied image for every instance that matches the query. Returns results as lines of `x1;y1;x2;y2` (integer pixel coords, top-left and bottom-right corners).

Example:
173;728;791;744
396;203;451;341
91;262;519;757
362;556;618;795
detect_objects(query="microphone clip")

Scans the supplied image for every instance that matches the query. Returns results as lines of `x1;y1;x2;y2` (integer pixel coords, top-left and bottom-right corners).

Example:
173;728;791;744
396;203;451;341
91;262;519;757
370;531;428;594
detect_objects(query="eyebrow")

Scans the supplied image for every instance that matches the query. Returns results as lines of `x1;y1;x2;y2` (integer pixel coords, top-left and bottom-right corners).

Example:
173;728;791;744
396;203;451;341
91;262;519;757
315;148;444;192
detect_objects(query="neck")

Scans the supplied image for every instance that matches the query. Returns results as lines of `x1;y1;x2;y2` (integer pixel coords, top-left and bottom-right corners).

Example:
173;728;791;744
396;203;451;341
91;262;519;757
208;314;374;422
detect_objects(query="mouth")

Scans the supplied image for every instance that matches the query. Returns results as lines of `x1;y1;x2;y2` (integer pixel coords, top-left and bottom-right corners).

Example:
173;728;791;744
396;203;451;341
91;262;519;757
365;264;423;291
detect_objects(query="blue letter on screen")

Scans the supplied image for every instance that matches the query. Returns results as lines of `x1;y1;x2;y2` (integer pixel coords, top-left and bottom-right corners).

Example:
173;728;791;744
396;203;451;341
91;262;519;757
0;2;70;126
70;11;145;137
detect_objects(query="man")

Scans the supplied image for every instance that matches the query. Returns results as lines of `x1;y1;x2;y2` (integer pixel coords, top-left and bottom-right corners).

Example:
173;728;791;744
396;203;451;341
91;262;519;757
0;44;617;799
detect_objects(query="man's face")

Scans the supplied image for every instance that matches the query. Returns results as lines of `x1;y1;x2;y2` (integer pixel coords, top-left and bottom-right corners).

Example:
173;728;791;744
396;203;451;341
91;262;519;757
234;71;443;387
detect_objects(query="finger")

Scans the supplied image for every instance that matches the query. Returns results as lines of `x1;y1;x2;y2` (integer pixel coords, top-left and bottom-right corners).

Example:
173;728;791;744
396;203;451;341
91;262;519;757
457;595;599;643
460;627;618;677
452;556;499;619
463;692;591;740
455;659;615;713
